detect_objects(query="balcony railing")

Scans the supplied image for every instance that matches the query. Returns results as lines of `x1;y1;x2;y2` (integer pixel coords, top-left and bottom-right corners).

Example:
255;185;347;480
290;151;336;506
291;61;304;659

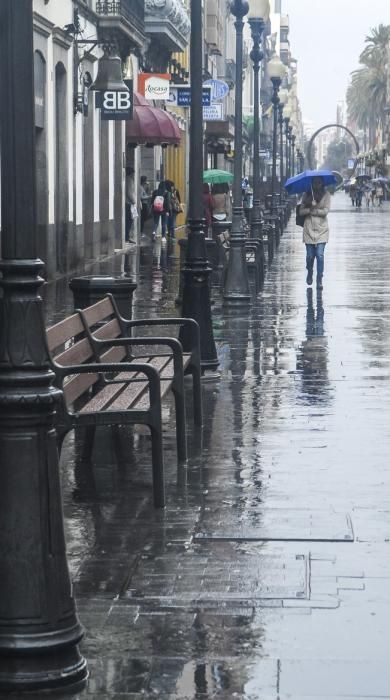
96;0;144;36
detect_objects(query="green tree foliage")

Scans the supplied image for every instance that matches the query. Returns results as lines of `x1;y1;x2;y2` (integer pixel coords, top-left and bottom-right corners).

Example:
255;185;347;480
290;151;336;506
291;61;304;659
346;24;390;145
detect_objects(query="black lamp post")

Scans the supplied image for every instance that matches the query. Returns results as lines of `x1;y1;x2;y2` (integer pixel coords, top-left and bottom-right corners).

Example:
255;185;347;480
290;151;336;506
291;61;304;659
291;134;296;177
288;124;293;178
223;0;251;307
278;89;288;196
268;55;286;213
180;0;218;372
0;0;87;691
248;0;270;242
284;105;291;180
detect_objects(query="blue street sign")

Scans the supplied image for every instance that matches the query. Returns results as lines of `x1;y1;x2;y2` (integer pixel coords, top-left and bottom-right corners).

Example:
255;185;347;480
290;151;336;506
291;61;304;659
170;86;211;107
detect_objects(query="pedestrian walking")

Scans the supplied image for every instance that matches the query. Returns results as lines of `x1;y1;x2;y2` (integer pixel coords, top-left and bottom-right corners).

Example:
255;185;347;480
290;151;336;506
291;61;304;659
151;181;171;241
350;184;356;207
356;185;363;208
371;187;377;207
140;175;151;233
167;180;182;240
125;166;137;243
202;183;213;234
376;184;384;207
211;183;231;221
364;188;371;208
299;176;331;291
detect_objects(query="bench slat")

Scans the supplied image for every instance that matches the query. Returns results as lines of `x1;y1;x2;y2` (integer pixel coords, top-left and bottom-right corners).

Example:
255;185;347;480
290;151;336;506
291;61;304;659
64;371;99;405
46;314;85;351
93;318;122;340
55;337;94;367
81;297;115;326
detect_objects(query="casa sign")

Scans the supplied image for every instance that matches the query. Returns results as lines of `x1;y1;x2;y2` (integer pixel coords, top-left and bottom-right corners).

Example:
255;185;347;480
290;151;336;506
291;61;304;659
138;73;171;101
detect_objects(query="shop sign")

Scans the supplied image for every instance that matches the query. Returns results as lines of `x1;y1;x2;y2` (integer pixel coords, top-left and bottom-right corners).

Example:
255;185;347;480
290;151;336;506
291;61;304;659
95;80;133;120
203;79;230;101
168;86;211;107
203;103;223;121
138;73;171;100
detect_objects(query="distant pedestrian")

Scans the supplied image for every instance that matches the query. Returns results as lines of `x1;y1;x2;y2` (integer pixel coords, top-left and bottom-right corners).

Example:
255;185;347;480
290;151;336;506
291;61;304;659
376;184;384;206
167;180;182;240
211;183;231;221
299;176;331;291
140;175;151;233
152;181;171;241
356;185;363;208
371;187;376;206
125;166;137;243
350;184;356;207
364;188;371;208
203;183;213;234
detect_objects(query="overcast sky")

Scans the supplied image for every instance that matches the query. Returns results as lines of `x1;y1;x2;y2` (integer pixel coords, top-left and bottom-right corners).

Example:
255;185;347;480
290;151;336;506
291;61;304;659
282;0;390;129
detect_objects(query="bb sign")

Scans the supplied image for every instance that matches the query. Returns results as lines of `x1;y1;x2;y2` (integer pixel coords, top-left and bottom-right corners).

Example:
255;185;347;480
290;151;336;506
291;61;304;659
95;81;133;120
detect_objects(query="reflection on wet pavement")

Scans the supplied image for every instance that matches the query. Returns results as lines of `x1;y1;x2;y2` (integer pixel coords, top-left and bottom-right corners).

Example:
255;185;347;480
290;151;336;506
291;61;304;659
37;195;390;699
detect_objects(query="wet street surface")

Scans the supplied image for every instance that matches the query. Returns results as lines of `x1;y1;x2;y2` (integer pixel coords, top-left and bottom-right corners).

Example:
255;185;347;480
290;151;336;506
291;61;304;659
28;194;390;698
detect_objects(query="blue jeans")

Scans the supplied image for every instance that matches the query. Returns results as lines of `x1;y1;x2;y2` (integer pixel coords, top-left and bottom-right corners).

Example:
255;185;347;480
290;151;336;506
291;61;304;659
306;243;326;279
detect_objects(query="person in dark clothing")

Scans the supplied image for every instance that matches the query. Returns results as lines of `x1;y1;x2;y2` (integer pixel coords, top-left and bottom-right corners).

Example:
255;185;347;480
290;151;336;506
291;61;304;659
166;180;182;239
152;181;171;241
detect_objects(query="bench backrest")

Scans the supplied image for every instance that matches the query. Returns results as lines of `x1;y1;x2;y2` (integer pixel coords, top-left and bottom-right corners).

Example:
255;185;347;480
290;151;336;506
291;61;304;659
46;313;98;405
78;296;128;365
46;296;127;406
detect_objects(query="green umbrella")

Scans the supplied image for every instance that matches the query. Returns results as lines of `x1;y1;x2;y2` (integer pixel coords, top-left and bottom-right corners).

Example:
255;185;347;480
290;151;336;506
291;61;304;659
202;169;234;184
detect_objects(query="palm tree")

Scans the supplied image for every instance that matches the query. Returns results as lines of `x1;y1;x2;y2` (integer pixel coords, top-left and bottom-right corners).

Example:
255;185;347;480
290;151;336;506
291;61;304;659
347;24;390;148
360;24;390;66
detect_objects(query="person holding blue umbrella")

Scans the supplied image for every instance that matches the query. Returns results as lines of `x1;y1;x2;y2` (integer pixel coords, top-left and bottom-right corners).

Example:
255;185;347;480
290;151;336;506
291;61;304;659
298;176;332;290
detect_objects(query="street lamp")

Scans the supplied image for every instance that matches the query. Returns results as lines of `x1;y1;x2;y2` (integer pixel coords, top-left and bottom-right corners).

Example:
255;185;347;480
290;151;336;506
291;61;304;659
268;54;286;213
278;89;288;195
291;133;296;177
179;0;219;372
223;0;251;307
0;0;87;691
248;0;270;245
283;102;292;180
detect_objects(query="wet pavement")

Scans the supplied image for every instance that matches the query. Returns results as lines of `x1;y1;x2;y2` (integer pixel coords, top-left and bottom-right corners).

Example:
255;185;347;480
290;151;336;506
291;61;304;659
26;195;390;697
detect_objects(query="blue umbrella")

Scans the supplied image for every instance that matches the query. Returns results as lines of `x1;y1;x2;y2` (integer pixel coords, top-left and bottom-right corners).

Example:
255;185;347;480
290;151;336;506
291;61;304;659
284;169;338;194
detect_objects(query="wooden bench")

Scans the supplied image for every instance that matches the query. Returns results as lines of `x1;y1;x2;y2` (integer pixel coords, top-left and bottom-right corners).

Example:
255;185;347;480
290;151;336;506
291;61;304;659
46;296;202;509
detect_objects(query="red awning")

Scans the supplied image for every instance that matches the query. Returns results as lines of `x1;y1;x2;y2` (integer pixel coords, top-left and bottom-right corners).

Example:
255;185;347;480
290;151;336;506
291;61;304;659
126;92;181;146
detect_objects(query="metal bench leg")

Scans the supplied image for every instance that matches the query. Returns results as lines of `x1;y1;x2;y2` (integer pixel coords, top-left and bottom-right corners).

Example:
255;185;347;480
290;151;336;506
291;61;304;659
149;423;165;508
172;379;187;463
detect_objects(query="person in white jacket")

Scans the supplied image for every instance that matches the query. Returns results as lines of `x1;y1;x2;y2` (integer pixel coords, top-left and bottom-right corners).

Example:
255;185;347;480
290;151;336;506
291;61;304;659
299;177;331;290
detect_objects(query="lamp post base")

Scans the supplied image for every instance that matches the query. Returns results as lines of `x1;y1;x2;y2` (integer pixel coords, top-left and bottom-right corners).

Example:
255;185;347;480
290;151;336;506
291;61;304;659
223;207;251;307
0;643;87;693
180;219;219;373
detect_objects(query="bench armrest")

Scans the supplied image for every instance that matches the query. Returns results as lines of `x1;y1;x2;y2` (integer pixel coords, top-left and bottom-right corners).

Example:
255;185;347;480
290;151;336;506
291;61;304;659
91;337;184;382
106;295;200;350
54;361;161;412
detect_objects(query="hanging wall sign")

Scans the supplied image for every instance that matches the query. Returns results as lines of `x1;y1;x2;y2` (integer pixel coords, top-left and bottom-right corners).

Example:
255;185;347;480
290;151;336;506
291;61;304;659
203;79;230;101
138;73;171;100
168;86;211;107
95;80;133;120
